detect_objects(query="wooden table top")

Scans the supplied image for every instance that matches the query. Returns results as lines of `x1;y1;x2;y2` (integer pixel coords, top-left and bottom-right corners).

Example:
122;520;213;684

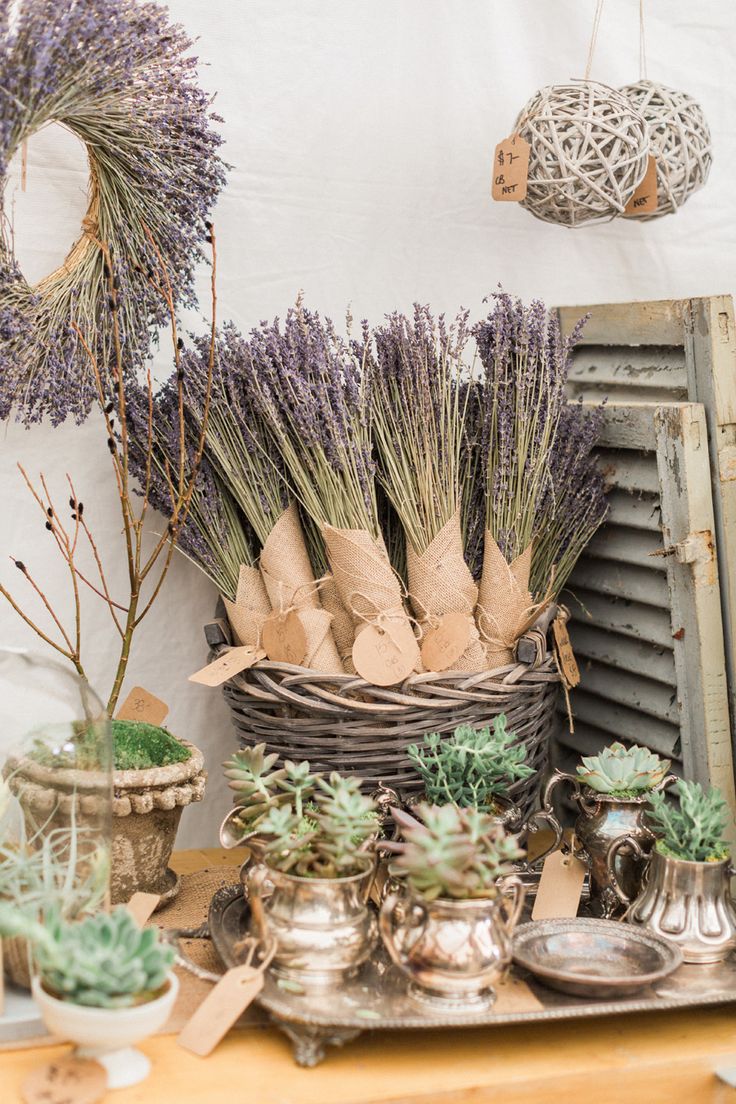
3;848;736;1104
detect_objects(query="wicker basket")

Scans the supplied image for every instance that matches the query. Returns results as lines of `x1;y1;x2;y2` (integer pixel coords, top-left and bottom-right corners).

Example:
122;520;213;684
215;632;560;817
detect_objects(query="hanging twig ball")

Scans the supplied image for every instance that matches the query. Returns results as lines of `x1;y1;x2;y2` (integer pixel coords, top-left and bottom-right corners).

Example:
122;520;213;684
619;80;712;218
514;81;650;227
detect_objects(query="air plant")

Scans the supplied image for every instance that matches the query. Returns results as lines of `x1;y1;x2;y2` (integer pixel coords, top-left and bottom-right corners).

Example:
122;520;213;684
407;719;534;809
648;779;731;863
384;803;524;901
0;905;175;1009
576;742;671;797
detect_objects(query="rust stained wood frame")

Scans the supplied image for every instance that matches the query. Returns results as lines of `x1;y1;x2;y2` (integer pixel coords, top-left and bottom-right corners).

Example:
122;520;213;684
555;296;736;829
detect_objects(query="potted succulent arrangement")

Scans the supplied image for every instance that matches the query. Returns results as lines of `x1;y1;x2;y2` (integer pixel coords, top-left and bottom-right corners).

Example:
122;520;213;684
380;804;525;1009
0;904;177;1088
407;717;535;827
540;742;674;916
0;242;217;904
225;750;379;990
609;779;736;963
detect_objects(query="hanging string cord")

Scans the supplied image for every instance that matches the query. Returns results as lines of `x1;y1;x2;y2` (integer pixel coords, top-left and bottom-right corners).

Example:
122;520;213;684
639;0;648;80
584;0;606;80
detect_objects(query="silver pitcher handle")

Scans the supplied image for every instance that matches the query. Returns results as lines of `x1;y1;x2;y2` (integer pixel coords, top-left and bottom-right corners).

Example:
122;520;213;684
244;861;271;941
605;834;645;909
532;769;579;854
498;874;526;934
219;806;247;849
379;891;427;968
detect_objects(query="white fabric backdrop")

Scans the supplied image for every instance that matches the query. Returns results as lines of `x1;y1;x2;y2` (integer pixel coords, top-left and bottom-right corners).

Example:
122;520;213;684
2;0;734;845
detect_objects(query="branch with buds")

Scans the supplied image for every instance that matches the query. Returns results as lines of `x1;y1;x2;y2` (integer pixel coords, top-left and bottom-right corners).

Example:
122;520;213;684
1;225;217;717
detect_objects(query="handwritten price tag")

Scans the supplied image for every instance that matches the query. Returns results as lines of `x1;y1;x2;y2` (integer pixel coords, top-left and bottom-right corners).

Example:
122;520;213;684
552;617;580;689
189;646;263;687
624;155;658;216
116;686;169;726
421;612;471;672
491;135;530;202
352;620;419;686
261;611;307;665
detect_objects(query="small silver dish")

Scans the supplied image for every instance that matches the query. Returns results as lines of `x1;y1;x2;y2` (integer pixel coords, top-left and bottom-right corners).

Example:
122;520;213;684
513;917;683;998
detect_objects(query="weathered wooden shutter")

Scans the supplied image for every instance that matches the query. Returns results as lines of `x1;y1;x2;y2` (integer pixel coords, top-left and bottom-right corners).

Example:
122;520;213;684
552;296;736;828
558;296;736;736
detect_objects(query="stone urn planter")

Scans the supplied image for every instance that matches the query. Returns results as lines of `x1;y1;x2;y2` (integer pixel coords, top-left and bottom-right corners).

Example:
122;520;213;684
6;738;206;908
110;740;206;903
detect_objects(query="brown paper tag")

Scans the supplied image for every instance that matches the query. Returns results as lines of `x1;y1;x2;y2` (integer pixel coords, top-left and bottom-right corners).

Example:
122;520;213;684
126;891;160;927
352;620;419;686
189;646;263;687
624;154;658;216
552;617;580;688
261;610;307;665
178;965;264;1057
116;686;169;726
23;1057;107;1104
531;850;586;921
491;135;530;202
494;973;544;1013
420;612;471;672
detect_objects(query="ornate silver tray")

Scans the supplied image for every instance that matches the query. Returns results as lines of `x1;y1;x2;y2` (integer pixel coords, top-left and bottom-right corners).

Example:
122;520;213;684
207;885;736;1066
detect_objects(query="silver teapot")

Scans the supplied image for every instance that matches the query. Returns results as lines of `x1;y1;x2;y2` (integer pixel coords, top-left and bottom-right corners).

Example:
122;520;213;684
379;876;525;1009
607;840;736;963
245;856;378;989
539;770;675;917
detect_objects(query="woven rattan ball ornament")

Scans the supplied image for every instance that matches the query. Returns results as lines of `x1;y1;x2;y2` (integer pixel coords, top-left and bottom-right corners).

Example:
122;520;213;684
619;80;712;218
514;81;650;227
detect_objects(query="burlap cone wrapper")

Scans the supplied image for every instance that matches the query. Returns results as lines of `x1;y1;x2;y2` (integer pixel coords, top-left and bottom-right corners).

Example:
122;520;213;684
406;511;486;672
321;524;418;671
223;563;271;647
260;502;343;674
476;535;533;668
321;573;356;670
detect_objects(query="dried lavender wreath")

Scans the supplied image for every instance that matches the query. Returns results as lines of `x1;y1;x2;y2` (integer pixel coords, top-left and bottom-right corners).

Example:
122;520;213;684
0;0;226;425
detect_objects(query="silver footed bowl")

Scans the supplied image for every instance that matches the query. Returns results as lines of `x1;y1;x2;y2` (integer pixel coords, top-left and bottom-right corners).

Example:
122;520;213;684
512;917;682;998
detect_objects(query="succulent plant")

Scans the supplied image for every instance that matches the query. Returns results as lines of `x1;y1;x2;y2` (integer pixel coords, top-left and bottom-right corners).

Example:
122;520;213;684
258;772;378;879
223;745;314;834
0;904;175;1009
648;779;731;863
407;718;534;809
576;742;670;796
384;803;524;900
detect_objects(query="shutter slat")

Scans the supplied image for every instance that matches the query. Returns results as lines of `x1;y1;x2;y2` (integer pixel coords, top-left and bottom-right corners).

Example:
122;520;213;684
569;590;674;648
607;490;661;533
596;449;660;493
572;623;676;685
585;525;666;571
569;690;681;758
572;558;670;607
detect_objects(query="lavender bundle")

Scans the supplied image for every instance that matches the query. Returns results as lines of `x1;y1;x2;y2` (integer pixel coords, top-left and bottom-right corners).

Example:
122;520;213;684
370;307;486;671
180;325;343;672
125;372;268;645
472;294;590;667
247;303;418;677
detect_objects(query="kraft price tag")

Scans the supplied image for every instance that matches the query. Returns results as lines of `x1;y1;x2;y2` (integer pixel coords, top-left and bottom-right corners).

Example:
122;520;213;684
178;964;264;1057
552;617;580;688
126;891;160;927
189;645;263;686
352;620;420;686
420;612;471;672
116;685;169;726
491;134;530;202
261;610;307;665
624;154;658;216
531;849;587;921
23;1057;107;1104
494;973;544;1013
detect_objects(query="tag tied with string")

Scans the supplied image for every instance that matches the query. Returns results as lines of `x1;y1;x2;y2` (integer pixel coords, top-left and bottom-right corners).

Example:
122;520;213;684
261;609;308;665
352;614;420;686
491;135;530;202
178;935;275;1057
420;611;472;672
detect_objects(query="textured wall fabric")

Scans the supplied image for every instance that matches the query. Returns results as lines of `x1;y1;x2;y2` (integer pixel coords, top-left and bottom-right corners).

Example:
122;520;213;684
1;0;734;845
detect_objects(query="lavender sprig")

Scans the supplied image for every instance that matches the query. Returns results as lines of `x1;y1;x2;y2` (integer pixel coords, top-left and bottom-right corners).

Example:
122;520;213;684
369;305;470;554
